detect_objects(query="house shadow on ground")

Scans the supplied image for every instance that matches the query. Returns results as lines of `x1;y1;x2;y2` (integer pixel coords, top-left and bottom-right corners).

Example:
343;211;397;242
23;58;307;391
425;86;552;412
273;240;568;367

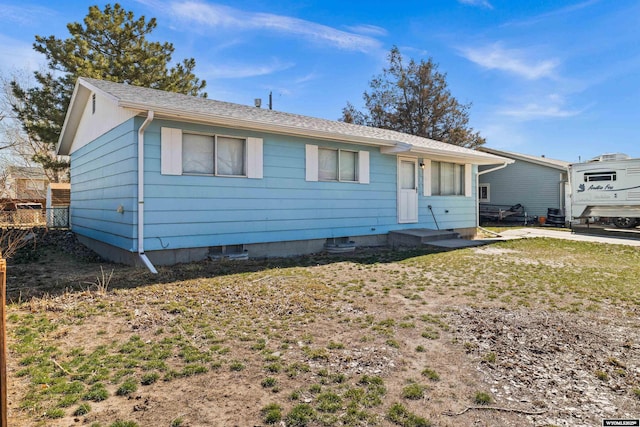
6;228;470;302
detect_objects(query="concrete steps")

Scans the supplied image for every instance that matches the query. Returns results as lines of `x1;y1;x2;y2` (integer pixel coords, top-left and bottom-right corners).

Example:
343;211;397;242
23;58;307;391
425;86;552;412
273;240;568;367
388;228;488;250
389;228;459;247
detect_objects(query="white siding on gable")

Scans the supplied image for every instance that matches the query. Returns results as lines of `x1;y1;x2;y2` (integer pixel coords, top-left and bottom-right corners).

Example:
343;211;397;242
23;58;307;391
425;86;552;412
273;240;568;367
71;91;137;154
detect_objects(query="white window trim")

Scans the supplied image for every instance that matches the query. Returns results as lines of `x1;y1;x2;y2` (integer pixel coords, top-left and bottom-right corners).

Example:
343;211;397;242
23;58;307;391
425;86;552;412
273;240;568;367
422;159;431;196
161;127;262;179
429;160;470;196
465;164;472;197
305;144;369;184
478;183;490;203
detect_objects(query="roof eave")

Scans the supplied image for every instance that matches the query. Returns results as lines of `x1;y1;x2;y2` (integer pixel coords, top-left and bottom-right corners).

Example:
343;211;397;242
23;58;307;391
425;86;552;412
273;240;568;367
121;101;509;164
479;147;568;170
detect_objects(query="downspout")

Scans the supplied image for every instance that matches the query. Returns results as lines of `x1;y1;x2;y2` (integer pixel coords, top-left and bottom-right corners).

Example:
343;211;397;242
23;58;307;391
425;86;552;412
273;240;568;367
476;162;511;232
137;111;158;274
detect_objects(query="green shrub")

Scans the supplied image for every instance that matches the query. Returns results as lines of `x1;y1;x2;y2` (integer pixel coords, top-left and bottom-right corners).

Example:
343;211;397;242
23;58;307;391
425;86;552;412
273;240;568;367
316;392;342;413
116;378;138;396
387;403;430;426
140;372;159;385
109;421;139;427
421;368;440;381
84;383;108;402
45;408;65;419
474;391;492;405
285;404;315;427
74;403;91;416
261;377;277;388
401;383;426;400
261;403;283;424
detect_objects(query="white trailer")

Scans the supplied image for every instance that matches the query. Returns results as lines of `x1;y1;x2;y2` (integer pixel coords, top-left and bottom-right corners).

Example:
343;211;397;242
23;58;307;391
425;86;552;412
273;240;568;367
569;153;640;228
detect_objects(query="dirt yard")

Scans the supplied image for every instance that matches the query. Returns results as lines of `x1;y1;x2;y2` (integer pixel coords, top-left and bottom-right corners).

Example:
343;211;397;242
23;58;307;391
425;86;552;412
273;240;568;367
4;230;640;426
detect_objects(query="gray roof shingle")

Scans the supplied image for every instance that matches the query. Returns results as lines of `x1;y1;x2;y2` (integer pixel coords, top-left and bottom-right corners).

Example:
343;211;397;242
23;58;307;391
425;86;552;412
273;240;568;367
65;77;509;164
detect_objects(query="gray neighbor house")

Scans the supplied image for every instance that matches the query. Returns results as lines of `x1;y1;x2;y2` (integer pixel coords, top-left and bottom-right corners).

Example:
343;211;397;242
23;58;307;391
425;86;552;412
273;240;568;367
477;147;570;224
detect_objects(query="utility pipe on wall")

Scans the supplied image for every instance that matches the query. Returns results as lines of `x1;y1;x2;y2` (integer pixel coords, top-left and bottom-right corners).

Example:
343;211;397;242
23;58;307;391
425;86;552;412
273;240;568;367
137;111;158;274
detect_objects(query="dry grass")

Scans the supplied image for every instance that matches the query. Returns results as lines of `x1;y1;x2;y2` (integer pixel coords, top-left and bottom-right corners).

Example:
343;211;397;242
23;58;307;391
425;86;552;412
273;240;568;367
5;238;640;426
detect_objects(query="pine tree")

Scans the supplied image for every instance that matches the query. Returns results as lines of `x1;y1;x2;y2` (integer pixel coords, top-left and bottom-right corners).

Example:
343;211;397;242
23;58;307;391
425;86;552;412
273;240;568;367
11;3;207;180
341;46;484;149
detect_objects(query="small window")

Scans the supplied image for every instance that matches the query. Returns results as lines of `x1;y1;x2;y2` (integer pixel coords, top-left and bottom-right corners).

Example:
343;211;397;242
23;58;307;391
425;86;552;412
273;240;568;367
478;183;490;202
182;133;246;177
92;94;96;114
584;171;616;182
431;161;465;195
318;148;358;182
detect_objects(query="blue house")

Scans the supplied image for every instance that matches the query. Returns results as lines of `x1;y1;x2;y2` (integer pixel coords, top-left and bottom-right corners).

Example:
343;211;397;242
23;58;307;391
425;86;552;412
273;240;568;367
478;147;570;223
57;78;509;271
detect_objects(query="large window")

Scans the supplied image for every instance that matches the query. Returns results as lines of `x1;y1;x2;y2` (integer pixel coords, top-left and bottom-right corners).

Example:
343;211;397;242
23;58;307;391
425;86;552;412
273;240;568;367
305;145;369;184
161;127;262;179
182;133;246;176
431;161;465;196
318;148;358;182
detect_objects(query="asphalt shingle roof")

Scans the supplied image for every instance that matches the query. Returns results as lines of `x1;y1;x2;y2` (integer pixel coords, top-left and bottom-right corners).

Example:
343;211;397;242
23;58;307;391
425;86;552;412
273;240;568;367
68;77;508;164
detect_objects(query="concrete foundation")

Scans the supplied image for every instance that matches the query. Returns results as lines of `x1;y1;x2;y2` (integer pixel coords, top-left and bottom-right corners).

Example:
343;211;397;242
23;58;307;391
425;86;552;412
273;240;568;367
77;228;475;268
77;233;390;267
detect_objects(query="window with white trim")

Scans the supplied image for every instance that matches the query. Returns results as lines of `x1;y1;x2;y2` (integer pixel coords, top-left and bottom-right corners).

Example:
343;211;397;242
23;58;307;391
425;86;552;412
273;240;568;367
161;127;262;179
319;148;358;182
431;161;466;196
305;145;369;184
478;183;490;202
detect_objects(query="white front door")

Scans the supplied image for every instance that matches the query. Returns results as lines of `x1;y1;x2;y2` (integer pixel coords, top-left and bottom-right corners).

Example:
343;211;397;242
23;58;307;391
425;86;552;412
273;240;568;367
398;157;418;223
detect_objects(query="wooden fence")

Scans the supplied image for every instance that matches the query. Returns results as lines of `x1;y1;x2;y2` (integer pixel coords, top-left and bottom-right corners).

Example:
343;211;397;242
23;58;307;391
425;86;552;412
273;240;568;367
1;258;7;427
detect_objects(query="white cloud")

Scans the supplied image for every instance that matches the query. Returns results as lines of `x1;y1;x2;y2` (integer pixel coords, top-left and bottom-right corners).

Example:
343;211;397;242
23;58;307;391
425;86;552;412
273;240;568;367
344;24;388;37
169;1;382;53
293;73;318;84
502;0;600;27
460;43;559;80
458;0;494;9
0;34;44;73
203;60;294;79
498;94;587;119
1;3;58;26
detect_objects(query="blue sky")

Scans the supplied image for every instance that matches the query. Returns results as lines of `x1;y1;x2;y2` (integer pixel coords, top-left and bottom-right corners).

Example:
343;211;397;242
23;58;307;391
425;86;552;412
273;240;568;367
1;0;639;162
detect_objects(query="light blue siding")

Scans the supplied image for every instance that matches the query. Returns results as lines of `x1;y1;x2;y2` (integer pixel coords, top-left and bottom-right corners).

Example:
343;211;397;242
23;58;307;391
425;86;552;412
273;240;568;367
70;116;478;253
69;118;138;250
479;160;565;218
